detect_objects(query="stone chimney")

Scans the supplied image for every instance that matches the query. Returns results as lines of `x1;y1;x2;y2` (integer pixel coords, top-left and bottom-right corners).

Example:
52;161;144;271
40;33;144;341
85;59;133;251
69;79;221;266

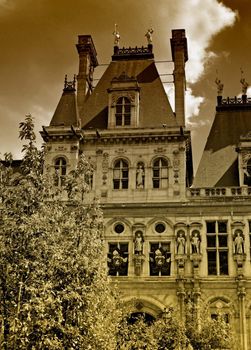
170;29;188;127
76;35;98;118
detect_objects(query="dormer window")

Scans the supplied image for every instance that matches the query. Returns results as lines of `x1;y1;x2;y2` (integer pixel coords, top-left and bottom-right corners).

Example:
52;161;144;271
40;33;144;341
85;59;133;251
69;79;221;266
108;72;140;129
115;97;131;126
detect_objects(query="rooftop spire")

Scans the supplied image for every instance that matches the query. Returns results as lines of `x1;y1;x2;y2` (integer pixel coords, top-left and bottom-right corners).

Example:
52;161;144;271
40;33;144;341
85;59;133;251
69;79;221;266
113;24;120;47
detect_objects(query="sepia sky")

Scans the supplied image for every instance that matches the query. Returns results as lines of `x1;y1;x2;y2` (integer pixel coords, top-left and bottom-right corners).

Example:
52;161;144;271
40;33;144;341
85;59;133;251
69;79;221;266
0;0;250;171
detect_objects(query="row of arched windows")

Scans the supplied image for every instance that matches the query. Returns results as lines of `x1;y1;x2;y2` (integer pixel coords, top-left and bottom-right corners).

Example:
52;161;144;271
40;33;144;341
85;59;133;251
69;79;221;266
53;156;170;190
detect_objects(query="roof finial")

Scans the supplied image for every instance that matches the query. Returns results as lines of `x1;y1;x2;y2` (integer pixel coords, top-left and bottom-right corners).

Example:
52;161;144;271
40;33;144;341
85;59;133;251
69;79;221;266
145;28;154;45
215;71;224;96
63;75;76;91
240;68;249;95
113;24;120;47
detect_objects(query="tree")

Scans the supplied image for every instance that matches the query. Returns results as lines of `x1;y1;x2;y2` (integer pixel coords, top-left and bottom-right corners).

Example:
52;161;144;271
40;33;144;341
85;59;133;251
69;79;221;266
0;115;122;349
117;303;233;350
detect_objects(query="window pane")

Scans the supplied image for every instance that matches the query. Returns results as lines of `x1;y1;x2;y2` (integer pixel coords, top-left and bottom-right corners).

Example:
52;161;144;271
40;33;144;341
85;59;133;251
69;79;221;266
218;221;227;233
153;170;159;177
206;222;216;233
113;169;120;179
160;159;168;167
208;251;217;275
116;115;122;126
161;168;168;177
122;170;128;178
124;115;131;125
207;235;216;247
122;180;128;189
113;179;120;189
153;180;159;188
218;235;228;247
219;251;228;275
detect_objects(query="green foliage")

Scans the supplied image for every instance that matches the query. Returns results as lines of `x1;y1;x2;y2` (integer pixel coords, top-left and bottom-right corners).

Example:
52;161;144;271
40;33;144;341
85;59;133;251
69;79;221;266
185;300;233;350
0;115;122;349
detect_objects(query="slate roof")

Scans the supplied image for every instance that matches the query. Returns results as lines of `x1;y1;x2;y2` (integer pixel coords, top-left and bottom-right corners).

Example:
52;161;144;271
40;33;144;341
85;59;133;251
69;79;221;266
50;85;79;127
81;58;176;130
194;98;251;187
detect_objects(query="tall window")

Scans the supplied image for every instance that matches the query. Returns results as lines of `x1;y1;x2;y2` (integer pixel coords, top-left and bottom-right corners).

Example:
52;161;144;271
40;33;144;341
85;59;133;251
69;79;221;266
149;242;171;276
206;221;228;275
54;157;67;187
244;158;251;185
115;97;131;126
152;158;169;189
113;159;129;189
107;242;128;276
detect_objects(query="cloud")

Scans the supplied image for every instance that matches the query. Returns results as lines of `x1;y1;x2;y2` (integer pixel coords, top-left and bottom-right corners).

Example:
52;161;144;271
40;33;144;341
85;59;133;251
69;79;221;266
164;0;237;118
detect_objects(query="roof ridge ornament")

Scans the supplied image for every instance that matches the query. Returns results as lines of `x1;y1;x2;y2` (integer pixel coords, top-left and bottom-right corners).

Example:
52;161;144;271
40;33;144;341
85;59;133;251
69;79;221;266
240;68;249;95
145;28;154;45
215;73;224;96
64;74;76;92
113;24;120;47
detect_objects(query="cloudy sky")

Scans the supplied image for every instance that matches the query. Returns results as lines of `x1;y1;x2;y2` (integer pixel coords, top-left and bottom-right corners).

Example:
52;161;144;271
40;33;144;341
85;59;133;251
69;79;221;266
0;0;249;171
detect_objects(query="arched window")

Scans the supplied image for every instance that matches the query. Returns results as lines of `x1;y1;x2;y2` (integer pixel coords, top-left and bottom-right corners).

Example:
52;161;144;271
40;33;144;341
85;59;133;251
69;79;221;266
152;158;169;188
115;97;131;126
113;159;129;189
54;157;67;186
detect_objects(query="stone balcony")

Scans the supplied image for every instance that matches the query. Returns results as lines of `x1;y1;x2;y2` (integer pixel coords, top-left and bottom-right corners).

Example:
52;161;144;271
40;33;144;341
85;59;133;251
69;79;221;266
187;186;251;199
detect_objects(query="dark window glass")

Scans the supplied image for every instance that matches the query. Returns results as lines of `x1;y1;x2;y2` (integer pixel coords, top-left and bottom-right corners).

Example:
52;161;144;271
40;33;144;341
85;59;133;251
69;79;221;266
108;243;128;276
155;223;166;234
218;235;228;247
206;222;215;233
219;251;228;275
207;236;216;247
208;251;217;275
114;223;125;234
218;221;227;233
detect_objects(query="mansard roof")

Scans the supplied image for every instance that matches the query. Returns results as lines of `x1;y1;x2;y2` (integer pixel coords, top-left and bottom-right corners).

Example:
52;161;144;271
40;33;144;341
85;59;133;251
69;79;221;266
81;54;176;130
194;95;251;187
50;77;79;127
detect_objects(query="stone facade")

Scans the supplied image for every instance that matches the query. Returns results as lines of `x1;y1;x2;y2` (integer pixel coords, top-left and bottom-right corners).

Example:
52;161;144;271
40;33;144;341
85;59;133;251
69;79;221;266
41;30;251;349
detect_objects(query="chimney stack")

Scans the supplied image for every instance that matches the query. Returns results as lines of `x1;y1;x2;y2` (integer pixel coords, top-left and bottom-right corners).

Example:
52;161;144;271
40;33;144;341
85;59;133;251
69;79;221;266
170;29;188;127
76;35;98;118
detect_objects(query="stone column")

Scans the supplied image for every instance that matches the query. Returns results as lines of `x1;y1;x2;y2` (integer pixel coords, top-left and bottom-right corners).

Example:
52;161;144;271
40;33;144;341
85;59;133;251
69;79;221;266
238;285;248;350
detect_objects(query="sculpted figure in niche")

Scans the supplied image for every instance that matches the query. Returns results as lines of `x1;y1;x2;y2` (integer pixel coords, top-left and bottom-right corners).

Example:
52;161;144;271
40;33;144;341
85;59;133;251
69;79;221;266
191;231;200;254
176;231;186;255
134;231;144;254
234;231;244;255
136;163;144;189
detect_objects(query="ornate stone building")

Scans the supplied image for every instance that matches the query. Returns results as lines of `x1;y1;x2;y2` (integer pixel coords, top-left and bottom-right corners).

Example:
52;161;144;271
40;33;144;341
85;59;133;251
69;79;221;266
41;29;251;349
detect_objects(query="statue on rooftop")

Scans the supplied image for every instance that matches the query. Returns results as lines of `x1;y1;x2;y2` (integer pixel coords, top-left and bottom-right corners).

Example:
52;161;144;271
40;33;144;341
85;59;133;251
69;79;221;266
145;28;154;45
240;77;249;95
215;77;224;96
113;24;120;47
